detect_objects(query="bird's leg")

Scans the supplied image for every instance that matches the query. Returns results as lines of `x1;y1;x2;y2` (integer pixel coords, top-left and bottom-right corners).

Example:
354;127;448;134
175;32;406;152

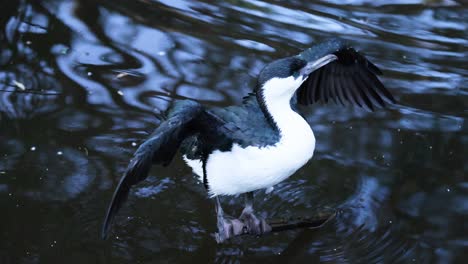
214;196;244;243
239;192;271;235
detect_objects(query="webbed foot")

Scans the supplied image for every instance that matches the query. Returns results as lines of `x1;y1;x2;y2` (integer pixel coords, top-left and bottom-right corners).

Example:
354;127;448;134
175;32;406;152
215;216;245;243
239;206;271;235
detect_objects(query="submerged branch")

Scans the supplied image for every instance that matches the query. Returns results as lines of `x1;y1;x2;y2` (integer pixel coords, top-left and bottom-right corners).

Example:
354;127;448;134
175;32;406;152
268;212;336;233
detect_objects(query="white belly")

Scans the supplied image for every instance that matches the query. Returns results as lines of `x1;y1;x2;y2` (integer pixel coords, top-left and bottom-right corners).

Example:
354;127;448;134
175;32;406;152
183;126;315;197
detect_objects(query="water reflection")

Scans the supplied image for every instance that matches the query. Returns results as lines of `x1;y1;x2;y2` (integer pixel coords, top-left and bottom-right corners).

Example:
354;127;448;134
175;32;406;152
0;0;466;263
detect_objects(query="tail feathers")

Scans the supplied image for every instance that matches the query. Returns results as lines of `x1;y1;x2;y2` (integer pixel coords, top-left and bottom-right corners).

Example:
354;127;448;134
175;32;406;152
101;100;203;239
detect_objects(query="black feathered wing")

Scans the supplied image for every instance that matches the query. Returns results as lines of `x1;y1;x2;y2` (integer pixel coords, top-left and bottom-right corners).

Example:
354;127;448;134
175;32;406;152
102;100;204;239
201;95;281;149
297;38;396;110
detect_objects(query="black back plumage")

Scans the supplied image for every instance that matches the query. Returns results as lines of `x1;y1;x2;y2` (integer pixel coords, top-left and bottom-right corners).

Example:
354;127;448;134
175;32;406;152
205;95;280;148
181;94;280;158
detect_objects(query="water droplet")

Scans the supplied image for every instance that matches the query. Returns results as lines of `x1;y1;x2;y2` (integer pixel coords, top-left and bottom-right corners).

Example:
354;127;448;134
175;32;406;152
117;90;124;96
131;142;137;147
26;40;32;45
349;126;353;130
57;151;63;155
87;72;92;76
397;128;401;132
30;146;36;151
429;146;432;150
389;220;393;224
158;51;166;56
446;188;451;192
403;55;407;59
8;193;12;196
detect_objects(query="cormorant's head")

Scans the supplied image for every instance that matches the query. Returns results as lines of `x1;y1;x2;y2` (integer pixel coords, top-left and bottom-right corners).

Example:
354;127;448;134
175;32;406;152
256;54;337;100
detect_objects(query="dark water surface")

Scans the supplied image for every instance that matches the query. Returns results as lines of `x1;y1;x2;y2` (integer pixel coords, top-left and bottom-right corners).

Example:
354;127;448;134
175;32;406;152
1;0;467;263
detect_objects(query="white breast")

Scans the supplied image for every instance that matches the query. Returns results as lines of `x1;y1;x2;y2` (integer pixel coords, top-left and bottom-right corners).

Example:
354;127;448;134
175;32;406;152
205;122;314;196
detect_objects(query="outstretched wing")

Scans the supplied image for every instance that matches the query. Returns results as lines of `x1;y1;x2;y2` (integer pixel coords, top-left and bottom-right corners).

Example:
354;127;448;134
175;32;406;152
102;100;203;239
297;38;396;110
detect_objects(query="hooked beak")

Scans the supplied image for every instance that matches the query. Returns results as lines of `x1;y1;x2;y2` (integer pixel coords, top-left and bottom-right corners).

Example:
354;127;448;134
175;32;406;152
299;54;337;78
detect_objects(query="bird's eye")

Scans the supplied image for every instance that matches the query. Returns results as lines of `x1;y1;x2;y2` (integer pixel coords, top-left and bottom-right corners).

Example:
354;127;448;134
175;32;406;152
291;59;307;78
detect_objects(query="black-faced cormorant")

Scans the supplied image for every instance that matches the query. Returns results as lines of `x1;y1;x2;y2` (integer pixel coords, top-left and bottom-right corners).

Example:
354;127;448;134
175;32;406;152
102;38;395;242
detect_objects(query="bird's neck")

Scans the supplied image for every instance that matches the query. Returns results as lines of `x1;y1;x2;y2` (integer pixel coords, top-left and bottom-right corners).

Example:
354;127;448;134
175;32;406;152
257;90;306;138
